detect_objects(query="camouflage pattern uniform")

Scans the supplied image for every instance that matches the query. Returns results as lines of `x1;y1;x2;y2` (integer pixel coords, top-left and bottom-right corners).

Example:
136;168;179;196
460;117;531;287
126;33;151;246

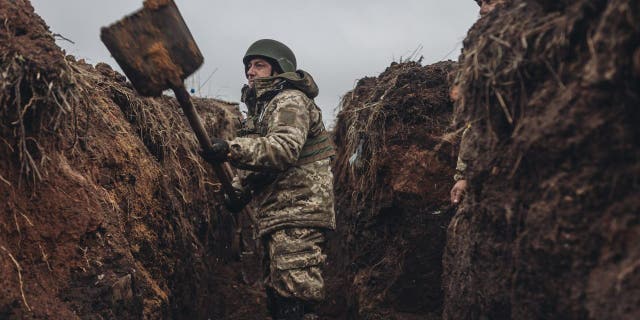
454;124;472;182
227;70;335;302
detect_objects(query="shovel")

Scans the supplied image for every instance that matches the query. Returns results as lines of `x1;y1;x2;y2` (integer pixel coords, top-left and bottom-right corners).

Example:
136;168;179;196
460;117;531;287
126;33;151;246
100;0;237;203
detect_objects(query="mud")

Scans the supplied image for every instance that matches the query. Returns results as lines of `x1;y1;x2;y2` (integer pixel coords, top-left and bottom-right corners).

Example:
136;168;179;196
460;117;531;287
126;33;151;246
444;0;640;319
321;61;458;319
3;0;639;319
0;1;267;319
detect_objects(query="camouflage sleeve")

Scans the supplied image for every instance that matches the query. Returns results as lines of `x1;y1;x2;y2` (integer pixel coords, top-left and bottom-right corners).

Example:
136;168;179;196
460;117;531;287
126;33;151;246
454;124;472;181
227;92;310;172
454;156;467;181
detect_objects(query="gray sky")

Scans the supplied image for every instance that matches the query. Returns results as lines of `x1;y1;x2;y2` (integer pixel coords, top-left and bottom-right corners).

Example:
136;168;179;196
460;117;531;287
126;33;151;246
31;0;479;126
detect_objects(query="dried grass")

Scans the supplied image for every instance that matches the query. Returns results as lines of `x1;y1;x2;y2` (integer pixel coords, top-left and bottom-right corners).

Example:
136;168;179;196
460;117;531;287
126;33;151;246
452;1;591;144
109;85;223;207
0;53;93;186
452;0;639;176
333;61;455;213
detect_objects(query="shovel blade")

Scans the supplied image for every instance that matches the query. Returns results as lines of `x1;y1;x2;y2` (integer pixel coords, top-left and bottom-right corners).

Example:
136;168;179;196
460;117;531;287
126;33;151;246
100;0;203;97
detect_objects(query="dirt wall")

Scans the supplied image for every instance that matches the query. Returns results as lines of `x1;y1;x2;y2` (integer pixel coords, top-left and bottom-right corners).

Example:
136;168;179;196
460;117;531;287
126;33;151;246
443;0;640;319
322;61;458;319
0;1;267;319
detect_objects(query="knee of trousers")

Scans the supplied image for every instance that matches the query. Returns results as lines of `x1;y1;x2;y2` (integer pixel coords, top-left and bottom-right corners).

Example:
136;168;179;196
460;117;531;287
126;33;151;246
267;228;326;301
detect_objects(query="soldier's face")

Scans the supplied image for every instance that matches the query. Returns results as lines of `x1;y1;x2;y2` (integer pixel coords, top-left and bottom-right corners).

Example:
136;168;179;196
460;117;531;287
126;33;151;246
246;58;274;88
479;0;505;16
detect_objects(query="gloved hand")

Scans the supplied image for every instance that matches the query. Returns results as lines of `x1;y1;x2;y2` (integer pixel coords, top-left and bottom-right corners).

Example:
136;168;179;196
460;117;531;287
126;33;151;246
200;138;230;163
224;187;252;213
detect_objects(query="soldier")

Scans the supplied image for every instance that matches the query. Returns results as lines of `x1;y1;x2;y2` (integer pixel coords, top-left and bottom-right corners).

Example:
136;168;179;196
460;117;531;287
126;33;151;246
450;124;471;204
451;0;509;204
201;39;336;320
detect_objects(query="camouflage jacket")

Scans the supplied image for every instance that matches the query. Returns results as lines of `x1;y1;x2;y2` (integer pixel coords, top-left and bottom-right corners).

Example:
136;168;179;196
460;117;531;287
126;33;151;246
227;70;336;237
454;124;472;181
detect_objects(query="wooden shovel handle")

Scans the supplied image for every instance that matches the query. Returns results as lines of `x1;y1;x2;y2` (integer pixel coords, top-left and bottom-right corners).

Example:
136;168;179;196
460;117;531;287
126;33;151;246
172;85;237;201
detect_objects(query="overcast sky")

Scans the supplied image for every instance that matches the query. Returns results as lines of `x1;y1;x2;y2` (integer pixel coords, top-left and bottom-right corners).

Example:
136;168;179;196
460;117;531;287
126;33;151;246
31;0;479;126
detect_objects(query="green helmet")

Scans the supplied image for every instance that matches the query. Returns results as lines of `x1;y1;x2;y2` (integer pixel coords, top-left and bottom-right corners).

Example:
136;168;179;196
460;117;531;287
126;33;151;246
243;39;297;73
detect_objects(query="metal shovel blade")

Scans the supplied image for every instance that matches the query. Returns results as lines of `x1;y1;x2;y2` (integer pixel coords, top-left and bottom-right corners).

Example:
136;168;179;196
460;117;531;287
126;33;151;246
100;0;203;97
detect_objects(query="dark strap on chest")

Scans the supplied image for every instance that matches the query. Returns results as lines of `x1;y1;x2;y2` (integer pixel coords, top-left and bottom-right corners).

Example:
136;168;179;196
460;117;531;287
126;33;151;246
296;131;336;165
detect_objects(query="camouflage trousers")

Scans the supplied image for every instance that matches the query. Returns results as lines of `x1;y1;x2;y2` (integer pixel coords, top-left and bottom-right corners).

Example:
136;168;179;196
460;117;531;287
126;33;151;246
264;227;326;302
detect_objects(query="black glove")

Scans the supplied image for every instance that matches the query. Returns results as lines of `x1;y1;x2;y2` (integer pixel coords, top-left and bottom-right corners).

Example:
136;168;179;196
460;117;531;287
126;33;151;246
200;138;229;163
224;187;252;213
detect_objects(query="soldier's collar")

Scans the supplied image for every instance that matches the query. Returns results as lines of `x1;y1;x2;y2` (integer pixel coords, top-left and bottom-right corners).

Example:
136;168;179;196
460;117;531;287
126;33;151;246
252;77;287;99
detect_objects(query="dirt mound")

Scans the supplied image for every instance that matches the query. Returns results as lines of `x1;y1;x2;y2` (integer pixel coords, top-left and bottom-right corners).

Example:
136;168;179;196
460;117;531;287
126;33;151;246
444;0;640;319
0;1;267;319
322;61;458;319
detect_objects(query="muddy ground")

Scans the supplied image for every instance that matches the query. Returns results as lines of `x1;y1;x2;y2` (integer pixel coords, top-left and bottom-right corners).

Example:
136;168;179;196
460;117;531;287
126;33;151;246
320;61;458;320
0;1;460;316
444;0;640;319
2;0;639;319
1;1;266;319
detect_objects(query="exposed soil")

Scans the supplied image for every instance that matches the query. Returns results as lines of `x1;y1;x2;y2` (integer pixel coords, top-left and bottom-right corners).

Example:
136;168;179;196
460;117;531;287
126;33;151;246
443;0;640;319
2;0;639;319
321;61;459;319
1;4;461;315
0;1;267;319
